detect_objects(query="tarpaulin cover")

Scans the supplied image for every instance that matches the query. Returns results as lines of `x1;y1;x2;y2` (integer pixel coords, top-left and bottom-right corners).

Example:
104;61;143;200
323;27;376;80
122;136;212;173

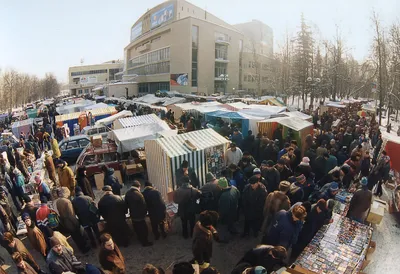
113;113;170;130
11;118;34;137
55;107;117;123
95;110;133;126
83;103;109;110
110;123;177;153
285;111;312;121
277;117;313;131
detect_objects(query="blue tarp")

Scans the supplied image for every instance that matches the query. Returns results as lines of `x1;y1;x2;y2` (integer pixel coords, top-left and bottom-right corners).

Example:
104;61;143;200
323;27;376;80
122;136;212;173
206;111;250;137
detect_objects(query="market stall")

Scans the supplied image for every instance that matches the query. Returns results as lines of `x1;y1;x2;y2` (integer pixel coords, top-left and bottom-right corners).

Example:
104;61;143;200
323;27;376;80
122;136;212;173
145;129;230;200
11;118;34;137
255;96;286;107
55;106;117;136
113;113;170;130
95;110;133;127
290;213;373;274
257;117;288;139
168;101;225;121
110;123;177;154
278;117;314;153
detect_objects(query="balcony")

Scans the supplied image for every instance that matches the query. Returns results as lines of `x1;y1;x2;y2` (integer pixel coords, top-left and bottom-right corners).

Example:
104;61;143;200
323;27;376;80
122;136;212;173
215;39;230;45
215;57;229;63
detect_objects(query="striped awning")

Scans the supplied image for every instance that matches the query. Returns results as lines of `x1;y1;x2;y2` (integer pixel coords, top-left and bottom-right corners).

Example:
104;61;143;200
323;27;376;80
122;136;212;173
114;114;170;130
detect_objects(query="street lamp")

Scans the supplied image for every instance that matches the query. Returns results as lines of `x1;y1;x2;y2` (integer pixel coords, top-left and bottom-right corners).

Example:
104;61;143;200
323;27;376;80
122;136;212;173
220;74;229;95
307;77;321;110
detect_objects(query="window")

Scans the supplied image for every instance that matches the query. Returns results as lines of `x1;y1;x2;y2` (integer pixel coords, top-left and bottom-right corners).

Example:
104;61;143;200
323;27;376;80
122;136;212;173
109;68;122;80
87;129;97;135
83;155;97;165
71;69;107;76
127;61;170;76
60;143;67;150
79;139;90;147
98;127;106;133
215;63;227;77
239;40;243;52
244;75;247;82
192;25;199;87
78;89;83;94
129;47;170;69
66;141;79;149
84;89;89;93
215;44;228;60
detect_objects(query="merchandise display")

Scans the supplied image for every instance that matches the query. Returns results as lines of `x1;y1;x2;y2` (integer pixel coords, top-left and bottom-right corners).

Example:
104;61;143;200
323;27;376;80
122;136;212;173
294;213;373;274
333;190;353;216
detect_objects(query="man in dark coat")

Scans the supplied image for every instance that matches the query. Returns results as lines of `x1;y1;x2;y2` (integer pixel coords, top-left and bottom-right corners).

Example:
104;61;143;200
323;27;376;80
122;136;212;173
46;237;85;274
175;160;200;188
217;177;240;243
200;173;222;212
287;174;307;205
313;153;329;182
261;205;307;249
241;176;267;237
261;160;280;192
173;176;201;238
347;177;372;223
242;130;255;155
125;180;153;246
291;199;331;258
72;186;100;247
102;166;122;195
275;159;291;181
291;140;302;167
98;186;130;247
21;195;37;224
142;181;167;240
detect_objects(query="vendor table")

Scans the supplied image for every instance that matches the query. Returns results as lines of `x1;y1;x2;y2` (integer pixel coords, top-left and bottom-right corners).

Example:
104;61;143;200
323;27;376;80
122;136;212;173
292;213;372;274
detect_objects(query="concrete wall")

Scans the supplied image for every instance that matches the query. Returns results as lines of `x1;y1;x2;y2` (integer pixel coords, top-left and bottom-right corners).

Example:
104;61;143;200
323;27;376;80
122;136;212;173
107;83;138;98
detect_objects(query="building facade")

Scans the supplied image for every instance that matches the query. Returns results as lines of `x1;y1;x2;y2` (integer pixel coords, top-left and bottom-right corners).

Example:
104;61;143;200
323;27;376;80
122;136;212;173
124;0;274;95
68;60;123;96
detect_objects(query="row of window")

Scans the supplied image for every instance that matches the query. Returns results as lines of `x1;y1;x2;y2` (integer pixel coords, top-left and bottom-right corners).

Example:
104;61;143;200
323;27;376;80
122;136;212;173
192;25;199;87
129;47;170;69
128;61;170;76
243;75;270;83
214;63;227;78
243;61;270;70
77;89;90;94
71;69;108;77
215;45;228;60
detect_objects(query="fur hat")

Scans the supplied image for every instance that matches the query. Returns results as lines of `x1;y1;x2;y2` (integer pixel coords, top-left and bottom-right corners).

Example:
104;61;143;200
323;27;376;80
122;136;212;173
253;168;261;175
206;172;216;182
300;157;310;166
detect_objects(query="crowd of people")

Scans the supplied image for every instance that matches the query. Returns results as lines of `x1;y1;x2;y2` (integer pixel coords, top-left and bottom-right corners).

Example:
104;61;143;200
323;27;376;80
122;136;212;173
0;99;394;274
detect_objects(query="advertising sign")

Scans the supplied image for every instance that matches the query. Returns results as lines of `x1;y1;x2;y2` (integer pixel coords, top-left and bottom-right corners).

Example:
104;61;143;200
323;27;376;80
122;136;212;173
130;21;143;42
151;3;174;29
80;76;97;84
170;73;188;86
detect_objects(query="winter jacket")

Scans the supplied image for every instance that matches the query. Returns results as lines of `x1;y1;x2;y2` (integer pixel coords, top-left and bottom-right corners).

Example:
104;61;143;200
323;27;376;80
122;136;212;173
16;260;38;274
76;175;95;199
72;191;99;226
275;164;291;181
37;181;51;200
192;221;217;264
304;148;317;167
175;167;200;188
347;188;372;221
57;164;76;196
287;182;304;205
231;168;246;192
360;157;371;177
242;183;267;220
142;186;166;223
263;191;291;221
243;164;257;181
218;186;240;225
262;167;280;192
8;237;40;272
47;246;84;274
44;153;57;184
104;168;122;195
51;139;61;158
125;187;147;221
231;132;244;148
173;184;201;218
26;223;47;257
199;183;221;212
98;193;127;226
313;156;327;181
278;148;287;160
262;210;301;248
99;244;125;274
325;155;338;174
55;196;80;232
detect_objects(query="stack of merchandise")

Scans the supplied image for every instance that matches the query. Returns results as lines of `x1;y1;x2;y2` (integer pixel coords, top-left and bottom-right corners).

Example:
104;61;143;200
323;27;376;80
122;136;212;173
333;190;353;216
294;213;372;274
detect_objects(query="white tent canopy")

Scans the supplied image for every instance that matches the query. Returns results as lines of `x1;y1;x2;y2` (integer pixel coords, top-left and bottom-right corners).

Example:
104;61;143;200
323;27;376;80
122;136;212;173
285;111;312;120
110;123;177;153
84;103;109;110
277;117;313;131
113;114;170;130
95;110;133;126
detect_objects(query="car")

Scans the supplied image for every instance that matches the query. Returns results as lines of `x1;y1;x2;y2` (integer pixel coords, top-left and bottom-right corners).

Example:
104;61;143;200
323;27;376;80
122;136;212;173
59;135;90;163
81;125;110;139
75;141;120;179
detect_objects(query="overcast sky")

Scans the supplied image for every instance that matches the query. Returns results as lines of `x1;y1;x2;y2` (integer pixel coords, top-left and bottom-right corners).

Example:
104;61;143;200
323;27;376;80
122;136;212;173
1;0;398;82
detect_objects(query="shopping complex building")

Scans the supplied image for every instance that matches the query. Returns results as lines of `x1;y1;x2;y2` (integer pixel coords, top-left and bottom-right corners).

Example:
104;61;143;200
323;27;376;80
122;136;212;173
68;0;274;96
124;0;274;95
68;60;123;96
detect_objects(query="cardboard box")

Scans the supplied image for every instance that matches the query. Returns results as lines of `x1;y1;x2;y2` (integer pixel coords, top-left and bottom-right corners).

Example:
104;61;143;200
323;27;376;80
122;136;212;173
367;201;384;224
92;135;102;147
114;170;123;185
94;173;105;190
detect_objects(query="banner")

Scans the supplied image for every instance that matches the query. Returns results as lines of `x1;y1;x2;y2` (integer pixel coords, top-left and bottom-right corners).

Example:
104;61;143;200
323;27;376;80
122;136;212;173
151;3;174;29
80;76;97;84
170;73;188;86
130;21;143;41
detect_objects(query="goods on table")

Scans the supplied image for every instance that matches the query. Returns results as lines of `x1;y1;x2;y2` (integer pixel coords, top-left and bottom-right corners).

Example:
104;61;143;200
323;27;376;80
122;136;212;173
294;213;372;274
333;190;353;216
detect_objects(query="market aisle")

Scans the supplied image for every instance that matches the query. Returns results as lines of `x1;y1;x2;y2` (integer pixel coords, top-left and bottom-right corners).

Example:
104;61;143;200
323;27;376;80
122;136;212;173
365;188;400;274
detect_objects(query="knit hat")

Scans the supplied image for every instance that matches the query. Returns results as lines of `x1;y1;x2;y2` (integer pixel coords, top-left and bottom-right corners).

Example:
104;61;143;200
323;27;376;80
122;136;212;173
296;174;306;184
261;160;268;166
248;266;267;274
249;175;259;185
300;157;310;166
206;172;216;182
266;160;275;167
22;213;31;221
218;178;228;189
75;186;83;194
102;185;112;192
361;177;368;186
279;181;291;193
40;196;48;204
330;182;339;191
50;236;61;247
253;168;261;175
